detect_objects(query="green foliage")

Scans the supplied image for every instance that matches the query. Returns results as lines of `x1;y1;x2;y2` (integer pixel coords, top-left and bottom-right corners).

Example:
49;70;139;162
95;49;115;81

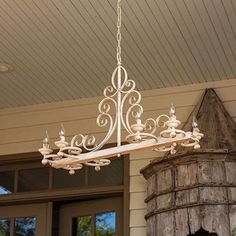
0;219;10;236
77;216;92;236
14;217;36;236
95;212;115;236
76;212;115;236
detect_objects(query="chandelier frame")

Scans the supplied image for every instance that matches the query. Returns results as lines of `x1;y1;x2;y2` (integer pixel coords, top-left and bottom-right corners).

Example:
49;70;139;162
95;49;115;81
39;0;203;175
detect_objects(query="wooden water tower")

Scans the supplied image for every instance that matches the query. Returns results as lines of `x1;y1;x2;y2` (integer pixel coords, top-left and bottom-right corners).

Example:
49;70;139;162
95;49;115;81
141;89;236;236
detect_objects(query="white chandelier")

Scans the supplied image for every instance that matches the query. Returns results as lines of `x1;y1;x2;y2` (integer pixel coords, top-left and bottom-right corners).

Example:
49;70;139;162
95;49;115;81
39;0;203;175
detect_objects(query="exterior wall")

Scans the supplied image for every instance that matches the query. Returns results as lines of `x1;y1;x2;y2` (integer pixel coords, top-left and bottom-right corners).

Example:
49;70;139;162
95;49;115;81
128;80;236;236
0;79;236;235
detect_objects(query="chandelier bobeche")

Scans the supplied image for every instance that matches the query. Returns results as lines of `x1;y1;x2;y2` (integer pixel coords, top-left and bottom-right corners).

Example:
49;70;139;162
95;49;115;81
39;0;203;175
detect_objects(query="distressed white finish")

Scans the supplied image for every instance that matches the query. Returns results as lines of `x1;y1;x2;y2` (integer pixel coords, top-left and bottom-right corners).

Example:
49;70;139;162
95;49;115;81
0;0;236;108
50;133;192;168
38;60;202;172
38;0;203;173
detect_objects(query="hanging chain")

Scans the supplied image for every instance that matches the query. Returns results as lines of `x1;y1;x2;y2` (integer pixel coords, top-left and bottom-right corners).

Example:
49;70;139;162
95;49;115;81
117;0;122;65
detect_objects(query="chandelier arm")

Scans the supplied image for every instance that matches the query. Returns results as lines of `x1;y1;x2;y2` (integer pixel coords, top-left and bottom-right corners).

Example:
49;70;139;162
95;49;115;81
51;133;193;169
120;80;136;94
104;67;119;98
156;114;170;128
85;159;111;167
104;66;129;98
120;89;142;135
112;66;128;91
126;103;143;132
122;89;142;106
120;108;132;134
144;118;157;135
73;112;117;153
65;96;118;153
119;66;136;94
98;97;117;118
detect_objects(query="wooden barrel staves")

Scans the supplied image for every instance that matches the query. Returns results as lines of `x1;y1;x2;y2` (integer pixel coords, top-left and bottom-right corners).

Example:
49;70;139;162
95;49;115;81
141;89;236;236
141;150;236;236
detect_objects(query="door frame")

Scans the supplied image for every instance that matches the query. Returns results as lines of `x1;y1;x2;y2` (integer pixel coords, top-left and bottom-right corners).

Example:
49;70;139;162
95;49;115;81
59;197;123;236
0;202;52;236
0;151;130;236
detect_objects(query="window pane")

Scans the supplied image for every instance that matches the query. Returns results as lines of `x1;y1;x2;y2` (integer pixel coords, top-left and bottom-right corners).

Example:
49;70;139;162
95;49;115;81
53;168;85;189
14;217;36;236
72;215;92;236
95;212;116;236
88;158;123;186
0;219;10;236
18;168;49;192
0;171;14;195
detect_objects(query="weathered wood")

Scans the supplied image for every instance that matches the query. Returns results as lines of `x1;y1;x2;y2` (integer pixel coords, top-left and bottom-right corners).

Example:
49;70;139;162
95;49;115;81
174;88;236;152
175;209;189;236
175;189;198;207
156;211;174;236
225;162;236;185
199;187;227;203
141;88;236;236
200;205;229;235
229;205;236;235
156;169;173;194
198;161;225;184
188;207;201;234
143;153;236;235
175;163;198;187
228;187;236;202
147;174;156;197
146;216;156;236
156;193;174;211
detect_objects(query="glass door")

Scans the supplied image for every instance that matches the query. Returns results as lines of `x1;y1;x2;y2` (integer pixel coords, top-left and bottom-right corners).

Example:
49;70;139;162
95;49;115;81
59;197;123;236
0;203;50;236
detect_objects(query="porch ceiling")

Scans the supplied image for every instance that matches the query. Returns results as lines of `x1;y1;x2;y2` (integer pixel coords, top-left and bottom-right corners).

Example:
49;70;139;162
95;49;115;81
0;0;235;108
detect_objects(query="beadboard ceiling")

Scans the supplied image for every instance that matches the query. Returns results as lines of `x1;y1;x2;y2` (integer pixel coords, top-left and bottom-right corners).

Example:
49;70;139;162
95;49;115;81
0;0;235;108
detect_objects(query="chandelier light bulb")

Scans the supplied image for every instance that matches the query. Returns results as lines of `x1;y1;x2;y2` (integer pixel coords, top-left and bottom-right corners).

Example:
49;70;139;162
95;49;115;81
59;124;65;141
43;131;50;148
135;111;141;120
192;116;198;128
169;103;176;116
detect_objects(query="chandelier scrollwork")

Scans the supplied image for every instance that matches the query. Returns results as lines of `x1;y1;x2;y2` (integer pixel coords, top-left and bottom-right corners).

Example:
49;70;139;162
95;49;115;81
39;0;203;174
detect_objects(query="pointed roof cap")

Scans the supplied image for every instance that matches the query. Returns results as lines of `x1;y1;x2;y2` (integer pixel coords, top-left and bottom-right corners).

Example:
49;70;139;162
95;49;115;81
177;88;236;152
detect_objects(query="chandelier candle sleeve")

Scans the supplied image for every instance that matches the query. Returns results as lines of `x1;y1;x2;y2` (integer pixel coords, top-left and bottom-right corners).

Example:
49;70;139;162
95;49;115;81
38;0;203;174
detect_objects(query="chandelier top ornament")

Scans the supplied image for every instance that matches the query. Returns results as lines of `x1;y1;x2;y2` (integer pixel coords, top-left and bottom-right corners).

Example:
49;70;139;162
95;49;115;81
39;0;203;175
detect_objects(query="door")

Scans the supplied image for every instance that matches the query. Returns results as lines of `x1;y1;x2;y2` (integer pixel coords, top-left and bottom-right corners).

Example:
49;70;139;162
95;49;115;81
59;197;123;236
0;203;51;236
